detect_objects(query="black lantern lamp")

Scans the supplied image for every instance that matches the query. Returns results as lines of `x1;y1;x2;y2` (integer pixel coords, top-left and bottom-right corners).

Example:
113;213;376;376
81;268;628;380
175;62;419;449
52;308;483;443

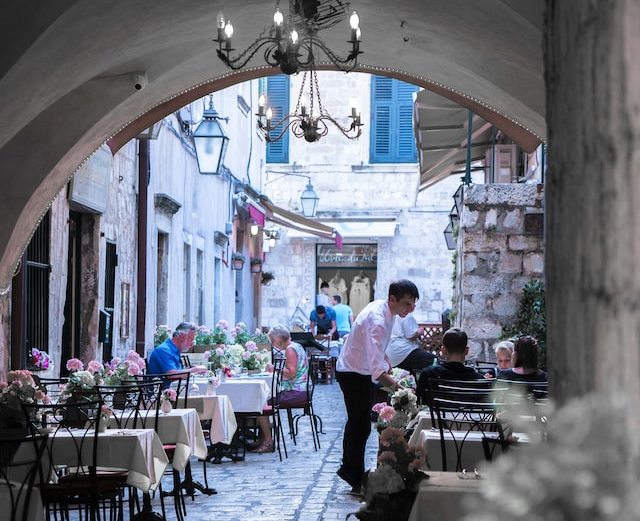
444;222;456;250
453;184;464;215
449;205;459;227
300;180;320;217
215;2;361;75
250;257;263;273
193;98;229;175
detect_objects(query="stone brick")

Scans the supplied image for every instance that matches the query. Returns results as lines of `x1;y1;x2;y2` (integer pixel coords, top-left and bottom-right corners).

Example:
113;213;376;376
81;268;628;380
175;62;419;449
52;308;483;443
492;293;519;317
484;208;498;230
501;209;523;233
498;251;523;273
508;235;541;252
523;253;544;275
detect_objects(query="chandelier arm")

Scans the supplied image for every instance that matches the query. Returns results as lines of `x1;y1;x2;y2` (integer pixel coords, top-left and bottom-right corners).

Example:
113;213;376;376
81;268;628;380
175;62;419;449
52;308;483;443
216;35;279;70
296;37;360;72
320;114;363;140
262;117;297;143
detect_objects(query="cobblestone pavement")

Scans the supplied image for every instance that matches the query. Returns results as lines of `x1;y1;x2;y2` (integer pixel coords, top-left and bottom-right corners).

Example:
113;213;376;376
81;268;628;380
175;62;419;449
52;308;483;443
153;380;379;521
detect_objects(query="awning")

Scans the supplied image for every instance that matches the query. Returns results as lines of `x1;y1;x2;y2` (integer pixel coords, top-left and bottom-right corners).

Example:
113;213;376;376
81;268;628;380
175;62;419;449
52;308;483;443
286;220;397;239
259;196;343;247
248;202;265;227
415;89;493;191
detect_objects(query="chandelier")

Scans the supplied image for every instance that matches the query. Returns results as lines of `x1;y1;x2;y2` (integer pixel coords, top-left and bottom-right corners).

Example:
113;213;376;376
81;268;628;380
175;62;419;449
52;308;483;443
256;68;362;143
214;0;362;75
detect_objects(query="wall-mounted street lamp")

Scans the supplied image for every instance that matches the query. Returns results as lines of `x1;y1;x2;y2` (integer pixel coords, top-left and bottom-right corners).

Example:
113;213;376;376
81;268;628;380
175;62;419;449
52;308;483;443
265;171;319;217
193;98;229;175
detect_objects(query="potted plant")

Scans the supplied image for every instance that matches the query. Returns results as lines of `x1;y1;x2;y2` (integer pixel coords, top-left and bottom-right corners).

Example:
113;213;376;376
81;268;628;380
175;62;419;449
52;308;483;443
261;271;275;285
250;257;263;273
231;252;246;270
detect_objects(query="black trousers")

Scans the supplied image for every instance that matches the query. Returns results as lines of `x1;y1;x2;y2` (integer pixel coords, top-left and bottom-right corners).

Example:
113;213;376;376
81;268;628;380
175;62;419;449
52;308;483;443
336;371;374;487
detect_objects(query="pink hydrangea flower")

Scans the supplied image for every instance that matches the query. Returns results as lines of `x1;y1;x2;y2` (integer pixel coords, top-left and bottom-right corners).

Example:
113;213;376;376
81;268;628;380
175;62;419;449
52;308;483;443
87;360;104;374
216;320;229;331
245;341;257;352
372;402;387;413
215;347;225;356
35;390;45;401
203;351;211;361
379;405;396;422
127;362;141;376
66;358;84;372
126;350;140;361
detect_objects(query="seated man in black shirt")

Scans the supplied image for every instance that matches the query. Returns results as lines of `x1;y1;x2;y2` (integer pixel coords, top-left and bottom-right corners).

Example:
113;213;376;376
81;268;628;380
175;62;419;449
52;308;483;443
416;327;482;399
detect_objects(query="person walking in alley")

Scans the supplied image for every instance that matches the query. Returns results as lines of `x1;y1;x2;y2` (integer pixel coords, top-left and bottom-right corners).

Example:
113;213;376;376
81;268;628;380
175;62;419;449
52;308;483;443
335;279;419;495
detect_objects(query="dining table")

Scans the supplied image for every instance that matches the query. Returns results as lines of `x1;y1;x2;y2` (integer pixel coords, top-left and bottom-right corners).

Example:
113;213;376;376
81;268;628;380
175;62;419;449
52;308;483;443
408;470;483;521
182;394;237;445
192;376;272;413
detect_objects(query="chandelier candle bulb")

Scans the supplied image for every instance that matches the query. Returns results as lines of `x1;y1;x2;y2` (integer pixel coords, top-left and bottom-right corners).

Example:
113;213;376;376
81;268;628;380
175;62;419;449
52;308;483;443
290;30;298;44
258;94;266;117
350;10;360;30
216;12;225;42
273;8;283;25
224;21;233;50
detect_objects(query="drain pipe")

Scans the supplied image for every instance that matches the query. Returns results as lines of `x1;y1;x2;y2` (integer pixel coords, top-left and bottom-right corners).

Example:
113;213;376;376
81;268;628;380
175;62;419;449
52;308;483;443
135;139;149;356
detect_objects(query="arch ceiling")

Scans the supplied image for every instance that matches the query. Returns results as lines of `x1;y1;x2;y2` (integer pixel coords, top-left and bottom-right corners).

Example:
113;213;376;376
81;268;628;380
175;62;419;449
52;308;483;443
0;0;544;288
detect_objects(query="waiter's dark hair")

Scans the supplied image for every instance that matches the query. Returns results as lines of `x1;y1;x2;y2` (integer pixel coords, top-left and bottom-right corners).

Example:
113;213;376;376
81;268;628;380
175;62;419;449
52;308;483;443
388;279;419;300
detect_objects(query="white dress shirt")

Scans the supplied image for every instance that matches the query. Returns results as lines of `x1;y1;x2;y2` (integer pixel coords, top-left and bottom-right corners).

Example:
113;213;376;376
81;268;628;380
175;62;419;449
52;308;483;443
336;299;393;382
386;314;420;367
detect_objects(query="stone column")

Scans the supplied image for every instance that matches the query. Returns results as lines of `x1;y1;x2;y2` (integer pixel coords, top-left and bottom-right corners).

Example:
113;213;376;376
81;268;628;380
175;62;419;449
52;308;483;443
545;0;640;414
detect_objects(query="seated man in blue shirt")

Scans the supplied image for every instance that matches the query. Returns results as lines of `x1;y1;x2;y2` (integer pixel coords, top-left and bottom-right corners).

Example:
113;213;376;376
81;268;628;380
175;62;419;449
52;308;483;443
147;322;207;378
309;305;337;340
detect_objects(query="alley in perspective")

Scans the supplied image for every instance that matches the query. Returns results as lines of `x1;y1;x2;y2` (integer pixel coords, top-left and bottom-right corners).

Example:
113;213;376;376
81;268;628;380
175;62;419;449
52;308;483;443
157;380;379;521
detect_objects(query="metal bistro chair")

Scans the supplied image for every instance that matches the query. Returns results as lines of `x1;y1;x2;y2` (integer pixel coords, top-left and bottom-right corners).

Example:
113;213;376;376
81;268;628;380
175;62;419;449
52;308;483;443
279;353;324;451
427;384;506;472
26;399;128;521
236;358;288;461
0;433;48;521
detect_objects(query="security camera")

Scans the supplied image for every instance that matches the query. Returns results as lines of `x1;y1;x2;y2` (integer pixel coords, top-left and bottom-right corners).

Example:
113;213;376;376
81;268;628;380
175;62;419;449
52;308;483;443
132;72;148;91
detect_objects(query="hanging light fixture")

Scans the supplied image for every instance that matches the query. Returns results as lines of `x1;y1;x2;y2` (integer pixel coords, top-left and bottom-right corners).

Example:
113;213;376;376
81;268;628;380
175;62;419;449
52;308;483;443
300;180;319;217
256;68;362;143
192;97;230;175
214;1;362;75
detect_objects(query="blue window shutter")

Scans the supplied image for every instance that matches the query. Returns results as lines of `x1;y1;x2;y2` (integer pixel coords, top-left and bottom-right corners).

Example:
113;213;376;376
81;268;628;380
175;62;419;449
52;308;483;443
370;76;418;163
396;81;418;162
266;75;289;163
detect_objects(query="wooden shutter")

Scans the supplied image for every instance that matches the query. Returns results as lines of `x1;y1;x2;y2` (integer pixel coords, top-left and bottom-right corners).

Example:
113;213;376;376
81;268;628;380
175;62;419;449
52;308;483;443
266;75;290;163
370;76;418;163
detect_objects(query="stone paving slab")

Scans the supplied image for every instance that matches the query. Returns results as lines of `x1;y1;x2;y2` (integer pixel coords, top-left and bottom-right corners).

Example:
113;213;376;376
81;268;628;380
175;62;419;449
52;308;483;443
154;381;380;521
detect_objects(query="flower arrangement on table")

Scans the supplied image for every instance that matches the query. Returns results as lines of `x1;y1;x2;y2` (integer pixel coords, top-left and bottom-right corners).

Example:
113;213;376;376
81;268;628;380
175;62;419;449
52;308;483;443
0;370;49;433
28;347;52;372
241;341;270;371
102;350;146;385
372;388;418;431
229;322;251;346
161;388;177;403
61;359;103;402
154;324;172;346
203;345;229;373
250;329;271;347
390;368;416;390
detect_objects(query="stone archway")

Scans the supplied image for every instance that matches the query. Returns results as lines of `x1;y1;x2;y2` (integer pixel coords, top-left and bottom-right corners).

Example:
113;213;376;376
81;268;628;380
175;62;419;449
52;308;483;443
0;0;544;289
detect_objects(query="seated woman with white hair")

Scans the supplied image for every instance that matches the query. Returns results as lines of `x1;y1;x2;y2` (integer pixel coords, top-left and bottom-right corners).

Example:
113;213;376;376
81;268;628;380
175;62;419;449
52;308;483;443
250;324;309;453
484;340;514;379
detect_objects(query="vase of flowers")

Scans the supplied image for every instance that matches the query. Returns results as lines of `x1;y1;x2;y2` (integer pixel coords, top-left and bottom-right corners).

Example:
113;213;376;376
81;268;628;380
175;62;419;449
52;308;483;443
98;405;112;433
0;370;48;437
161;389;176;414
241;341;269;372
28;347;52;372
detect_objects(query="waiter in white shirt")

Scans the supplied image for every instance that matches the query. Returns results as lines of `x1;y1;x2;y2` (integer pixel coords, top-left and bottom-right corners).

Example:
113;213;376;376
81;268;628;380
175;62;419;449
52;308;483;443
335;279;420;495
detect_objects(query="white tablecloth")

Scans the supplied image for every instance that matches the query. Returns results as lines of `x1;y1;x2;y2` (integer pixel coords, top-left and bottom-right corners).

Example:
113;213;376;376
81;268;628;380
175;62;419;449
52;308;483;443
133;408;207;470
35;429;168;492
183;394;238;444
408;471;482;521
0;481;45;521
192;378;271;413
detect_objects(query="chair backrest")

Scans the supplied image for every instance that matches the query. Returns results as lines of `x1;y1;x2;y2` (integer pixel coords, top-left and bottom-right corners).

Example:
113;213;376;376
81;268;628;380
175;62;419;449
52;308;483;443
137;371;190;407
270;358;286;407
429;389;505;472
0;433;48;521
496;379;548;402
181;354;192;368
36;377;69;403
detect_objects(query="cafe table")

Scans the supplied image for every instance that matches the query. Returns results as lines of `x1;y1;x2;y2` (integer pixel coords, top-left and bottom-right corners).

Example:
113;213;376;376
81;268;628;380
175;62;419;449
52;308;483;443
408;471;483;521
193;376;271;413
182;394;237;445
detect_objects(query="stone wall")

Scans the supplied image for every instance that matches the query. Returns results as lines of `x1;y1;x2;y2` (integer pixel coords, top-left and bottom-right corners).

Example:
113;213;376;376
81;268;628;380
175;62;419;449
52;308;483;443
458;183;544;361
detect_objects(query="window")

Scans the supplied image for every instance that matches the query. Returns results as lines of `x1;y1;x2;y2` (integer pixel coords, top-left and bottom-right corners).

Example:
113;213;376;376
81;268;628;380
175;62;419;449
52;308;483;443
265;74;290;163
370;76;419;163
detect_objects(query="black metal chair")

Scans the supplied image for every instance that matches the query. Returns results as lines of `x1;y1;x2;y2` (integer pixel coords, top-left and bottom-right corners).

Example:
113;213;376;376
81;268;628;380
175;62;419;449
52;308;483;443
0;433;48;521
25;399;127;521
279;353;323;450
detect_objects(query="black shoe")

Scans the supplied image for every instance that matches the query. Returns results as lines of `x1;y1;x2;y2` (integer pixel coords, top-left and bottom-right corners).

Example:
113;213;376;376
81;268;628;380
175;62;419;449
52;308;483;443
348;485;363;497
337;467;358;489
